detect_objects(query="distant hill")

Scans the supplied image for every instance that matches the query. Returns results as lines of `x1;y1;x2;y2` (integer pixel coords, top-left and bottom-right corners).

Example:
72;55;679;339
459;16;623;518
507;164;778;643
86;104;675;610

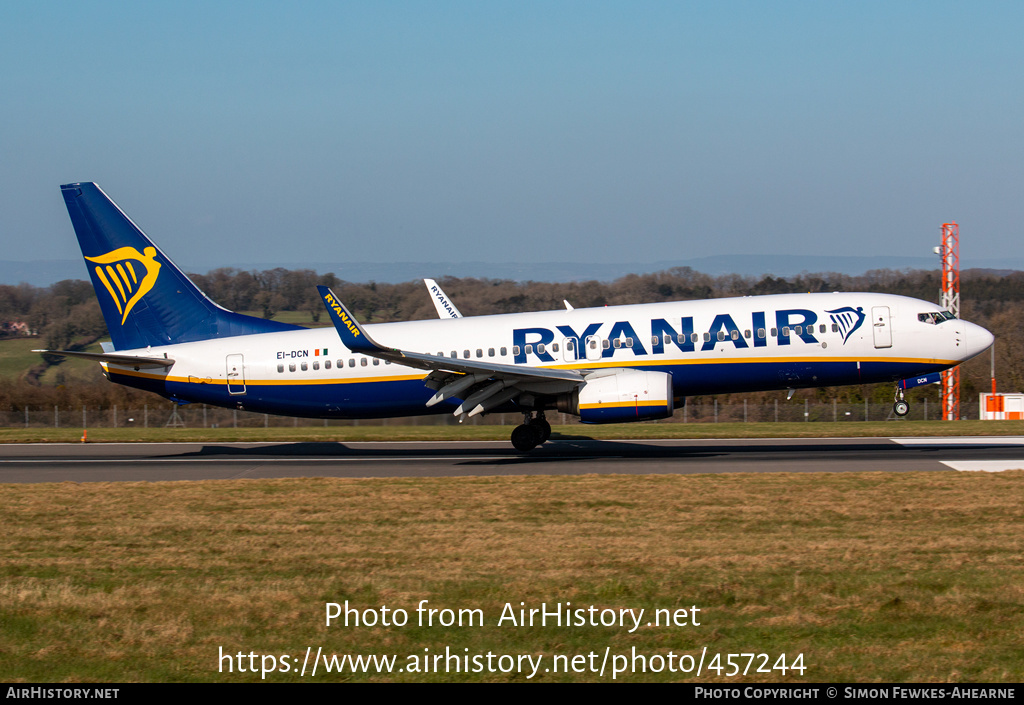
3;254;1023;287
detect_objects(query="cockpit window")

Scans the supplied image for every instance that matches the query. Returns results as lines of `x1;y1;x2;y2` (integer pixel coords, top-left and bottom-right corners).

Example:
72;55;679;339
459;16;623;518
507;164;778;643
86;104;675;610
918;311;956;325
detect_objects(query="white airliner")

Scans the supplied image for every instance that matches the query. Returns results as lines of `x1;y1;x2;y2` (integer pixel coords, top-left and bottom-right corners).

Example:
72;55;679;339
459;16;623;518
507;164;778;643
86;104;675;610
44;182;993;451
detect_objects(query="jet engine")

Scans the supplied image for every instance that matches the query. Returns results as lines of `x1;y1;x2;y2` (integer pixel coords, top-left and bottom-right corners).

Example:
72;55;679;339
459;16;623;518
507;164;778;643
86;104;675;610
557;369;674;423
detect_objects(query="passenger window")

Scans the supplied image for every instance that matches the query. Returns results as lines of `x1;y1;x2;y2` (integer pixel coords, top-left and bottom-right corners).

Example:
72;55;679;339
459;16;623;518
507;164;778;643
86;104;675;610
677;334;685;344
463;350;470;358
325;360;331;370
451;351;457;358
771;328;778;337
758;328;765;338
301;362;308;371
831;324;839;332
819;324;826;334
525;344;533;354
717;331;726;341
703;332;711;342
626;337;634;346
730;330;739;340
360;358;367;367
602;339;610;349
613;339;622;349
744;330;751;338
313;361;320;370
794;326;802;335
277;364;284;373
501;347;507;356
373;359;380;366
589;339;598;349
566;340;575;351
348;359;355;367
552;343;559;353
289;364;296;372
489;348;495;357
782;327;790;337
512;346;520;356
537;344;545;354
691;333;699;343
477;349;483;358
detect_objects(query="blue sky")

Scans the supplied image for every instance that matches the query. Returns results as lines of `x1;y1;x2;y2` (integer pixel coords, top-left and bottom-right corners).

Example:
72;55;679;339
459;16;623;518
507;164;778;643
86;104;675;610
1;1;1022;270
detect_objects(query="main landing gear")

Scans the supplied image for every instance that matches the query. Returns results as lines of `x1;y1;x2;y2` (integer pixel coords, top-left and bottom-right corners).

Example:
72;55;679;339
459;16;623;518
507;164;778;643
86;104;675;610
511;411;551;452
893;386;909;417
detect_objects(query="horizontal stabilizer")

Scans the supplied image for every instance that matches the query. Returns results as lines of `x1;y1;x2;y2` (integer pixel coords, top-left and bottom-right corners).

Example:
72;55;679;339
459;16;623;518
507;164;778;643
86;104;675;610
34;349;175;369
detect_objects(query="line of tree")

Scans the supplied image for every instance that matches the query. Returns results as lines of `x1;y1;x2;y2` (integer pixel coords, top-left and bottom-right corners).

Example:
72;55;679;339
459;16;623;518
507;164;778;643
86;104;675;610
1;266;1021;413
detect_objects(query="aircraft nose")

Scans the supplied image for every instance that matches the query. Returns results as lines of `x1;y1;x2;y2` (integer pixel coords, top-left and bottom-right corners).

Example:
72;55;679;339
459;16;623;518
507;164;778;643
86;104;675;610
963;320;994;360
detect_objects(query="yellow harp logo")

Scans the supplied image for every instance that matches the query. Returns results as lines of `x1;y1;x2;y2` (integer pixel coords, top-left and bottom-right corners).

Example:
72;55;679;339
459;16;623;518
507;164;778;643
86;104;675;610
85;246;162;325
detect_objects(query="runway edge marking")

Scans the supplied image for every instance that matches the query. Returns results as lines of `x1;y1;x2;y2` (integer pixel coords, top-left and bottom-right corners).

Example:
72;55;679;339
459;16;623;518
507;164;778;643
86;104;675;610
940;461;1024;473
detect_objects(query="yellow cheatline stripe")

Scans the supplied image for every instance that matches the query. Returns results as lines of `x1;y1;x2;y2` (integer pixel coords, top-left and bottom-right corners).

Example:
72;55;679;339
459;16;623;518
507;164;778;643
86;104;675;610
106;265;127;302
94;266;124;316
547;355;958;370
579;400;668;409
105;366;428;387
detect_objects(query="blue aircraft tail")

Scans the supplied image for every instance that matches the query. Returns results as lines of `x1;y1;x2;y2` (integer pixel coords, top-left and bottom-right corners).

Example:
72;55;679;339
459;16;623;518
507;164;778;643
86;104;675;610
60;182;303;350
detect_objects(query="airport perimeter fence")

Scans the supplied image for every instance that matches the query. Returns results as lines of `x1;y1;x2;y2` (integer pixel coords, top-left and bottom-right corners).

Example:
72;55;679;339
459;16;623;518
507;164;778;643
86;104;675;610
0;398;977;429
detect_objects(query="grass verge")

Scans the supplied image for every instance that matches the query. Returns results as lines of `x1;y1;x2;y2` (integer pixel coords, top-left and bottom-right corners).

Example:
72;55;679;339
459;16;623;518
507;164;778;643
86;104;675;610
2;471;1023;682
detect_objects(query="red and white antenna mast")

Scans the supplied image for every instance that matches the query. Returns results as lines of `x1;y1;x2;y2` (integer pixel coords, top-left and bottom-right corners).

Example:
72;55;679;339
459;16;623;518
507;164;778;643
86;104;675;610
938;223;960;420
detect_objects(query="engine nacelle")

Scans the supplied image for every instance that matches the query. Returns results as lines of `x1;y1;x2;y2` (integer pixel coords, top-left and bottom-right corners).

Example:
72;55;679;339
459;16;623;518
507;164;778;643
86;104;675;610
557;369;674;424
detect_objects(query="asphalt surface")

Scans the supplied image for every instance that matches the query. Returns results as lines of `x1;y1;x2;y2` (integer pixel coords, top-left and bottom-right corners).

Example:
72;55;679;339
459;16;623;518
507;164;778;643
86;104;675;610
2;437;1024;483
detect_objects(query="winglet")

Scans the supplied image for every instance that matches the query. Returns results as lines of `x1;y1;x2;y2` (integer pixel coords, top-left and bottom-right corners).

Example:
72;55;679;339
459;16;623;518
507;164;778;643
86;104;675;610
424;278;463;318
317;285;383;353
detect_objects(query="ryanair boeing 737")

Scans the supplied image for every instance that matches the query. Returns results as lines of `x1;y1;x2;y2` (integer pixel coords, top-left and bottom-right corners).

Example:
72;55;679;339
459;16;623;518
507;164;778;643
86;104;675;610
42;183;994;451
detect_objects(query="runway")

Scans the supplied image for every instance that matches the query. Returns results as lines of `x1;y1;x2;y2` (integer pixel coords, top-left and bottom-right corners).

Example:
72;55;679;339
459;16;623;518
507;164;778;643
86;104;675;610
2;436;1024;483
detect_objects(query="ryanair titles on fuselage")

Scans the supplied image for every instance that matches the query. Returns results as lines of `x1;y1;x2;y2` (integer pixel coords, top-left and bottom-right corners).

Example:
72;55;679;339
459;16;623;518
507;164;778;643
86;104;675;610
512;306;865;364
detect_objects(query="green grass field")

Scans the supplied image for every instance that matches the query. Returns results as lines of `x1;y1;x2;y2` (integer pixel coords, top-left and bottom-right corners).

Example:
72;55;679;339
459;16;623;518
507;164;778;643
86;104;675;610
0;337;106;384
0;338;49;378
2;471;1023;682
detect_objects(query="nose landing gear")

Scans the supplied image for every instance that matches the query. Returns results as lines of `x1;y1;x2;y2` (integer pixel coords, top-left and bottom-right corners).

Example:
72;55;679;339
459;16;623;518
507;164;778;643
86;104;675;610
511;411;551;452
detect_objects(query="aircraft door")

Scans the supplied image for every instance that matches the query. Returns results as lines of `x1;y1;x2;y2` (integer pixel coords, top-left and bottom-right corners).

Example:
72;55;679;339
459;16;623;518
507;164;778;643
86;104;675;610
226;354;246;395
563;337;577;362
871;306;892;348
585;335;604;361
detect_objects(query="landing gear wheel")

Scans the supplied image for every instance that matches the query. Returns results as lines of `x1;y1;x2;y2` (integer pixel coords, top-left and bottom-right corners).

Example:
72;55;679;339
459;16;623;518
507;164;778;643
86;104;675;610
529;417;552;443
893;400;910;417
511;424;541;452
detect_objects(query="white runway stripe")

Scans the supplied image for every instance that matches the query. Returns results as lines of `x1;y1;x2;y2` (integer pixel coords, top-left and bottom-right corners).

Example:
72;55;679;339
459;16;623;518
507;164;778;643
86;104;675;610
941;461;1024;473
891;437;1024;445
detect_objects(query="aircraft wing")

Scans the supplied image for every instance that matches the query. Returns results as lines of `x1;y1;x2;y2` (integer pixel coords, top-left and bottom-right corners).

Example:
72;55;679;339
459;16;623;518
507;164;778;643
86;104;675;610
34;349;175;369
318;285;580;381
318;286;582;416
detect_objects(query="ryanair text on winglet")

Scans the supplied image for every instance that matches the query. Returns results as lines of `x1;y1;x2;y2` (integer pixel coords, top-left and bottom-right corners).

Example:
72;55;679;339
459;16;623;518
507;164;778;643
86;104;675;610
323;292;361;339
